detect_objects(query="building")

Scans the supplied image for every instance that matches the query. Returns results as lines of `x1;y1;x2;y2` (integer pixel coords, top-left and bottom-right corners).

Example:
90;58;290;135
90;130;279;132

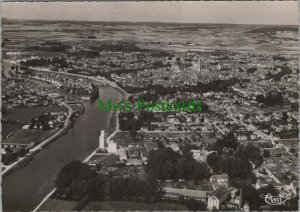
221;202;240;210
118;147;127;162
140;148;148;161
229;188;243;209
207;186;230;210
99;130;106;149
210;174;229;190
170;143;180;152
191;149;211;161
243;201;250;212
163;187;208;201
107;140;117;154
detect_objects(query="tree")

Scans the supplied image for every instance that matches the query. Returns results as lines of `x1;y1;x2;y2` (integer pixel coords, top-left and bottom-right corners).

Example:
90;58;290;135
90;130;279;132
181;144;194;160
157;140;165;149
19;148;29;157
212;139;225;155
258;184;278;206
31;118;36;125
193;162;211;180
224;131;238;150
256;91;283;106
235;143;263;168
211;131;238;154
55;160;95;192
163;160;176;179
263;150;270;158
289;147;296;154
42;122;51;130
287;194;299;211
282;111;288;124
2;151;17;165
147;148;180;180
1;105;7;115
71;178;90;200
218;155;252;178
147;147;210;181
88;174;107;200
181;198;207;211
206;152;219;173
242;184;261;210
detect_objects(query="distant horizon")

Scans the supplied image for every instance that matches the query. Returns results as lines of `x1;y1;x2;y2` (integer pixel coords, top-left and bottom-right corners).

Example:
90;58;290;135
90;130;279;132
3;18;298;27
2;1;298;25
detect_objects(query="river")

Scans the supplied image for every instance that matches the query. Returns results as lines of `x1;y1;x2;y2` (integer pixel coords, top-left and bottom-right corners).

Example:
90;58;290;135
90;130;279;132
2;86;123;212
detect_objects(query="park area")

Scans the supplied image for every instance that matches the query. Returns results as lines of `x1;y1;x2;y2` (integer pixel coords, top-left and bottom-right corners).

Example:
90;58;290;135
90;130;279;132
2;129;58;146
2;105;68;140
38;199;77;211
3;105;68;122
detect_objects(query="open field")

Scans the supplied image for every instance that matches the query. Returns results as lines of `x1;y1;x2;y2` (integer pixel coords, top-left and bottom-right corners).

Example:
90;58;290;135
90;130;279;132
84;201;188;211
38;199;77;211
2;122;23;138
3;105;68;122
2;129;58;145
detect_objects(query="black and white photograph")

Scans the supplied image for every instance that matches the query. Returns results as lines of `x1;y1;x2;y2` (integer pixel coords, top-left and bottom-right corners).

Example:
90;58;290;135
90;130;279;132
1;1;299;211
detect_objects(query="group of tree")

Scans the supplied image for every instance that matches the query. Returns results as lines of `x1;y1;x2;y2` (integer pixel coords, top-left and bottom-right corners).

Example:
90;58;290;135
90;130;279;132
256;91;283;106
2;147;29;165
277;128;299;139
151;51;173;58
30;113;53;130
119;111;156;131
1;105;7;115
90;41;142;52
207;131;238;155
235;143;264;168
206;152;252;179
119;112;141;131
146;145;211;181
20;56;68;68
263;149;270;158
273;55;288;61
138;91;159;103
90;83;99;101
265;66;293;81
2;151;19;165
55;161;163;204
246;67;257;73
25;43;69;52
68;49;100;58
197;78;239;93
178;196;207;211
206;132;263;179
241;183;298;211
117;76;241;97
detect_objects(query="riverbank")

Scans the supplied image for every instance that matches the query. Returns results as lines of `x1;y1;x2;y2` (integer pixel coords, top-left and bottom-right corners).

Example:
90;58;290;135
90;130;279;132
32;128;106;211
32;91;128;212
2;86;123;211
7;60;129;97
1;103;73;177
3;61;131;211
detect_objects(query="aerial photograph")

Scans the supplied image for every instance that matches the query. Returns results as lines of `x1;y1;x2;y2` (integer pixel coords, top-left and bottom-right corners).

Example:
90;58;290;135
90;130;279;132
1;1;299;211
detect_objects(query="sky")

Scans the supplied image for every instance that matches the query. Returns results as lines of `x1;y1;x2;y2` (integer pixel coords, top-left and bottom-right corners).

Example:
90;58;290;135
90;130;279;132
2;1;299;25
